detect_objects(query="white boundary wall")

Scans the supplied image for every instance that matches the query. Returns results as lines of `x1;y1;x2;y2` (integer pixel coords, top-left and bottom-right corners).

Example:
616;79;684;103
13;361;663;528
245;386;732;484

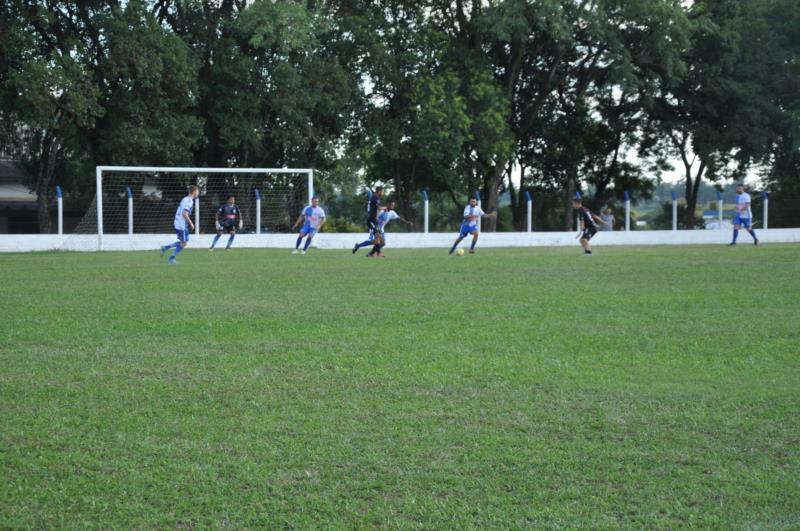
2;229;799;253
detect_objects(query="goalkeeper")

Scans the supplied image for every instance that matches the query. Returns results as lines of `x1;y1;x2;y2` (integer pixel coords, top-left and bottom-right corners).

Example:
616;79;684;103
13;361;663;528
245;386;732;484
210;195;243;251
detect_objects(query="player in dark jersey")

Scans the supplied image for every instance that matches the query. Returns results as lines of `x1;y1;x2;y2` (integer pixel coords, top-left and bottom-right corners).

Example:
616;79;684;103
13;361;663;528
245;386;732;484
573;198;610;256
353;186;386;256
210;195;242;251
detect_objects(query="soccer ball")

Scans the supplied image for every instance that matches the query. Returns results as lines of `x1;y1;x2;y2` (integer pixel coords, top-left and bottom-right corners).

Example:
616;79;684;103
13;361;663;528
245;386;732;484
456;248;465;256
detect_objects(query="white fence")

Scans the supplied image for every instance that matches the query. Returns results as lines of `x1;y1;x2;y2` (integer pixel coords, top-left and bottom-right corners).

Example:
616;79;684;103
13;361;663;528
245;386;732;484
1;229;799;253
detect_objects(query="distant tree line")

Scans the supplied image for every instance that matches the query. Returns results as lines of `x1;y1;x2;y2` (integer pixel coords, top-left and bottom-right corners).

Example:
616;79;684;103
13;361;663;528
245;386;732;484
1;0;798;233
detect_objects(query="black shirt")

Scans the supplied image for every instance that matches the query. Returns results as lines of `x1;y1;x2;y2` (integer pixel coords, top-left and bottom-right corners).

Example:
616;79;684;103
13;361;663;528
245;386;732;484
218;203;240;224
577;207;597;228
367;194;381;220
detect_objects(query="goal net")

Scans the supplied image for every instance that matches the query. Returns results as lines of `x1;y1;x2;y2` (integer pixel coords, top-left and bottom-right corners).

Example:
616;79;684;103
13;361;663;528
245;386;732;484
72;166;313;250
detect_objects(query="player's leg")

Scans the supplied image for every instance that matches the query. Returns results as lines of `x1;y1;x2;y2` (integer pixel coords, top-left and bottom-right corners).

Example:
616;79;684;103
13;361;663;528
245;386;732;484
368;231;383;257
742;219;758;244
302;231;314;252
731;217;741;245
294;230;305;252
226;227;236;249
450;225;469;254
210;228;223;250
469;231;479;253
169;230;189;263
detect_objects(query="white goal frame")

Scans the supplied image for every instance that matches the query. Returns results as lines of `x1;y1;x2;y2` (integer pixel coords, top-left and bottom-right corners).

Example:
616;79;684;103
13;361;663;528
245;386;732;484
95;165;314;250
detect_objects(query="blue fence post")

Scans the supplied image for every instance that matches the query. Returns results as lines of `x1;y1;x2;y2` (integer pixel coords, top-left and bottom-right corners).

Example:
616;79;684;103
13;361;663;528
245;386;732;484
671;191;678;231
525;191;532;233
716;190;723;230
126;186;133;235
254;188;261;235
475;191;482;232
624;191;631;232
422;190;429;234
55;186;63;235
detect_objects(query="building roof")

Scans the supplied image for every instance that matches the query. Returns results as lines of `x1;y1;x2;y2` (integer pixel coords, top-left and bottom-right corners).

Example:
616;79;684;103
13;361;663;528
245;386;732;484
0;160;35;203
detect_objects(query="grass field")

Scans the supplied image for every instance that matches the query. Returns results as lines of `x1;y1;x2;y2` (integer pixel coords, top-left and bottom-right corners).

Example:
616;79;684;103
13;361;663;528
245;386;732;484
1;244;799;527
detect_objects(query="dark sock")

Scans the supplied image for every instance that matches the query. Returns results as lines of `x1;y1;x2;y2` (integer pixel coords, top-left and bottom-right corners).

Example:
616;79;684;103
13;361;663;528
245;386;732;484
450;239;462;253
370;245;380;255
210;234;221;249
295;236;302;249
171;245;184;258
749;229;757;240
303;238;312;250
357;240;372;248
470;240;477;250
732;229;739;244
226;234;235;248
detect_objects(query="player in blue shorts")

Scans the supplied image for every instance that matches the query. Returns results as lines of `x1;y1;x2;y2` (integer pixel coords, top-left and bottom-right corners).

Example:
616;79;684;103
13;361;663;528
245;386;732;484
160;185;199;264
352;201;411;257
291;196;326;254
210;195;242;251
730;183;758;246
449;196;496;254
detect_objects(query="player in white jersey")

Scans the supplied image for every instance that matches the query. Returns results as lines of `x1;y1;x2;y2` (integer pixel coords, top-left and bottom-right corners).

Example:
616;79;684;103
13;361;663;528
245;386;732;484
292;196;326;254
352;201;411;257
160;186;199;264
730;184;758;246
449;196;496;254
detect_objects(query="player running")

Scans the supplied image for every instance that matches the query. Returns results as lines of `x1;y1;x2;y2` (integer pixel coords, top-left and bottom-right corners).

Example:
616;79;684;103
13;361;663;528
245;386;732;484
730;183;759;246
573;198;610;256
449;197;496;255
160;185;199;264
353;200;411;257
210;195;242;251
292;196;326;254
352;186;385;257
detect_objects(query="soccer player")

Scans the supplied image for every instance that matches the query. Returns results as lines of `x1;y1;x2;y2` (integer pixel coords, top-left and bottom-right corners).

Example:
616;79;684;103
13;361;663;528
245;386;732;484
353;200;411;257
448;197;496;255
291;196;326;254
730;183;759;246
573;198;609;256
352;186;385;256
210;195;242;251
160;185;199;264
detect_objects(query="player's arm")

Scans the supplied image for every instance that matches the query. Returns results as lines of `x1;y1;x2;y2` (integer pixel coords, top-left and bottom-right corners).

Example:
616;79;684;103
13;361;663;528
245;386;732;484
291;214;305;230
215;208;222;230
237;207;244;229
318;215;327;231
593;213;609;225
482;211;497;218
183;209;194;230
576;218;584;238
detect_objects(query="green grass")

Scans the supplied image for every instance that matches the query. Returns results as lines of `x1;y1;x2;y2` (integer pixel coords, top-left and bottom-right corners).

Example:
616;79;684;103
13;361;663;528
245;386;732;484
1;244;799;528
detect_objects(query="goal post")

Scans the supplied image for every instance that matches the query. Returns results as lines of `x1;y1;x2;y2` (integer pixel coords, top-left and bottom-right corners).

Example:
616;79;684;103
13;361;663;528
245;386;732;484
82;166;314;250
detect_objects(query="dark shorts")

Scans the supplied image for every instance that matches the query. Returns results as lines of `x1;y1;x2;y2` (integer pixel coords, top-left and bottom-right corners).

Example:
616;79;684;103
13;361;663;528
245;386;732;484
581;227;597;240
367;217;379;235
219;222;236;233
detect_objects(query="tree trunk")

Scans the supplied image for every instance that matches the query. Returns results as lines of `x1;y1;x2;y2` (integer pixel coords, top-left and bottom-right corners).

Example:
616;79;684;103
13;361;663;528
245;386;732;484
684;161;706;229
481;166;503;232
564;171;576;231
34;130;60;234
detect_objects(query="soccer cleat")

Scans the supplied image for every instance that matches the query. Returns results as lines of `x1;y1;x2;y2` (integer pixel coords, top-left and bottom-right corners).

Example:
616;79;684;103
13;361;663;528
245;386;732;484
352;244;359;254
209;248;214;252
754;239;759;246
292;249;299;254
468;249;475;254
300;250;306;255
225;247;231;251
168;257;177;265
729;243;736;246
366;253;374;258
160;245;168;257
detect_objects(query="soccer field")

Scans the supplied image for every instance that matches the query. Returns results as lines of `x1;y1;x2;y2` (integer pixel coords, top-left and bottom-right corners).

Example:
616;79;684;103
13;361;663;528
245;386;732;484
1;244;798;527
